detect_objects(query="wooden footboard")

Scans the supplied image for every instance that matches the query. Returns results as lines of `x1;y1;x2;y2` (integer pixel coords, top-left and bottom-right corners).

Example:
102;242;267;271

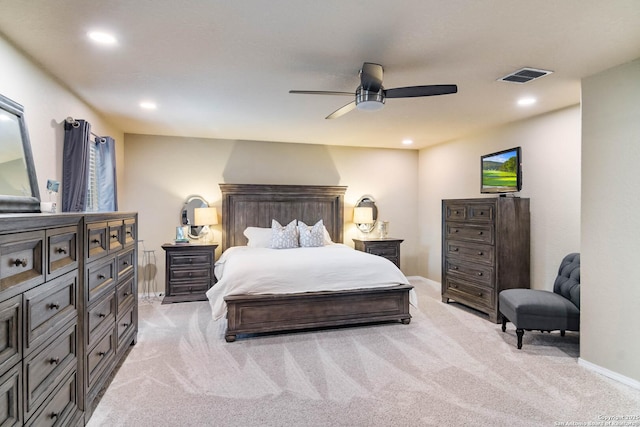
224;284;413;342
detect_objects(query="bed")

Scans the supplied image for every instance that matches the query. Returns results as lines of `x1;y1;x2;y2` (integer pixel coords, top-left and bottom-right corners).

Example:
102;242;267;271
210;183;414;342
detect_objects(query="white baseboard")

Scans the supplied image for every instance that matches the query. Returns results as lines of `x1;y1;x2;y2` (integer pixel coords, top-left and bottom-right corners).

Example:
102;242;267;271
578;358;640;390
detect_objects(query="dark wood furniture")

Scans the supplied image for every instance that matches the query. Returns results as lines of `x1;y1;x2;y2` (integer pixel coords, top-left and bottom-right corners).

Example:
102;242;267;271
219;183;413;342
353;237;403;268
161;243;217;303
0;212;138;426
441;197;530;323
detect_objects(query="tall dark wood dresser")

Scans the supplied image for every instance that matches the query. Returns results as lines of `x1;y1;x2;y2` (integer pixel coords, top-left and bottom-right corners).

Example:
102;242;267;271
442;198;530;323
0;212;138;425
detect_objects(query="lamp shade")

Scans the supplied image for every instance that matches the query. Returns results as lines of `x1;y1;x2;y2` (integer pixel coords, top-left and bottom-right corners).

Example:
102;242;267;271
194;207;218;226
353;206;374;224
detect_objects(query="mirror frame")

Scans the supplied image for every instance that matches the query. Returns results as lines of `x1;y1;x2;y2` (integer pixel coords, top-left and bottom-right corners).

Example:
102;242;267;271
180;195;209;239
355;195;378;233
0;94;40;213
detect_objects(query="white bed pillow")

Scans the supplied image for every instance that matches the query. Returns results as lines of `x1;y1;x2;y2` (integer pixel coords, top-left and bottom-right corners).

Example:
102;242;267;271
298;220;325;247
270;219;299;249
243;227;272;248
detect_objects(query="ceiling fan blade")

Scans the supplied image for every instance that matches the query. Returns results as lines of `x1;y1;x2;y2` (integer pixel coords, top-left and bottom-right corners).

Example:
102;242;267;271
360;63;384;92
326;101;356;119
289;90;353;96
385;84;458;98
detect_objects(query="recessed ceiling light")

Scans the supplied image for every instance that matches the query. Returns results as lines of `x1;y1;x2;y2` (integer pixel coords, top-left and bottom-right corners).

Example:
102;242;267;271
87;31;117;45
402;139;414;146
139;101;157;110
517;97;537;106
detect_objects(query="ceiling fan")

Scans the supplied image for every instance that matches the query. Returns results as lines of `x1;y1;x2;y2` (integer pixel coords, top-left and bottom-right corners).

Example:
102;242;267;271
289;62;457;119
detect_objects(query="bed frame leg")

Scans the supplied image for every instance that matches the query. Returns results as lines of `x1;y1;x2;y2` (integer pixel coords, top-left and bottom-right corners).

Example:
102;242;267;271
401;318;411;325
225;334;236;343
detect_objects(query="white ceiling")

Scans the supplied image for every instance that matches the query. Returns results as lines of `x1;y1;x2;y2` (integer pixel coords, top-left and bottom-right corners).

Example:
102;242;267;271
1;1;639;149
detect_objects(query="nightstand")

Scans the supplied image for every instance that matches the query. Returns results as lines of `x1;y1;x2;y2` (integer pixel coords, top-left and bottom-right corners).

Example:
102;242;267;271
161;243;218;303
353;238;403;269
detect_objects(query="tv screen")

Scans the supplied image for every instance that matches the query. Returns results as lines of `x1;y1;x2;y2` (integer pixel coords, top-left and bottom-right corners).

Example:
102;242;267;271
481;147;522;194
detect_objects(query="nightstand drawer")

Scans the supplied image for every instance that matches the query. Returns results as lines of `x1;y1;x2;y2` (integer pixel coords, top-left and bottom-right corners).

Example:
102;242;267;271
169;252;212;267
170;267;211;281
169;282;210;295
366;245;398;258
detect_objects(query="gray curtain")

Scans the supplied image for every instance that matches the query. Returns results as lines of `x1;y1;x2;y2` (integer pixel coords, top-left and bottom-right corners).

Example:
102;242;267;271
95;136;118;211
62;120;118;212
62;119;90;212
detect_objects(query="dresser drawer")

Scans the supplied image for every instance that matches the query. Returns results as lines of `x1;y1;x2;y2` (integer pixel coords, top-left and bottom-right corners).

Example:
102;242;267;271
86;221;108;262
87;293;115;348
445;259;494;286
25;370;79;427
444;240;495;265
444;276;495;310
123;218;136;247
467;204;495;222
87;328;115;390
0;230;44;292
108;220;124;252
445;222;494;244
170;267;211;281
0;294;21;373
116;275;135;316
46;226;78;280
117;304;136;349
24;323;77;419
117;248;135;278
24;271;77;354
86;258;115;305
0;363;21;426
169;252;212;267
444;203;468;221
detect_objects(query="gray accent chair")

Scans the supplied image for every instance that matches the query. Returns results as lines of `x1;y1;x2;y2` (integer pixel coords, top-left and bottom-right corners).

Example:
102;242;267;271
499;253;580;349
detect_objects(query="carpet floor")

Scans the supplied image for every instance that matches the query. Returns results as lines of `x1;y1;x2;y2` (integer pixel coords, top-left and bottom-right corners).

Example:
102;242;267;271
87;277;640;426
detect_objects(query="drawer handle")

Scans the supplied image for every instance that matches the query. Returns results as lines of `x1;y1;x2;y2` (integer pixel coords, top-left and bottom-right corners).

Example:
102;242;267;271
91;238;100;244
454;210;460;214
98;351;106;357
98;274;106;279
49;302;60;310
49;357;60;365
478;231;483;235
50;412;59;420
477;292;483;297
98;313;106;318
452;266;458;270
452;248;459;252
477;272;483;276
123;260;129;266
123;291;129;296
453;229;459;233
55;247;67;254
188;272;193;277
452;285;458;289
12;258;27;267
188;258;193;264
126;231;132;235
111;234;118;239
478;251;483;256
122;322;129;327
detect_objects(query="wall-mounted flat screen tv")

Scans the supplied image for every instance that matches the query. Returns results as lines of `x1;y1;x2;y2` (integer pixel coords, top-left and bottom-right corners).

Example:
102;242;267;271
481;147;522;194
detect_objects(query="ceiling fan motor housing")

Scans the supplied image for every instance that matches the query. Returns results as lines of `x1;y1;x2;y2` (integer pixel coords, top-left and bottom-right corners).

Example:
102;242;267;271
356;86;385;111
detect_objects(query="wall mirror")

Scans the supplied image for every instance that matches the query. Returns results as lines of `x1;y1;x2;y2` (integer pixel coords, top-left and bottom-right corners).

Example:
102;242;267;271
354;195;378;233
0;93;40;213
180;195;208;239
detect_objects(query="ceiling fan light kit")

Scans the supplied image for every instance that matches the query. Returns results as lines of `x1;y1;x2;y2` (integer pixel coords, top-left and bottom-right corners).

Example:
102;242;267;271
290;62;457;119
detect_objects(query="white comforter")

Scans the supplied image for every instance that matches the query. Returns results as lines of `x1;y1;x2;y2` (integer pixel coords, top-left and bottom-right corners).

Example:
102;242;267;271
206;244;416;319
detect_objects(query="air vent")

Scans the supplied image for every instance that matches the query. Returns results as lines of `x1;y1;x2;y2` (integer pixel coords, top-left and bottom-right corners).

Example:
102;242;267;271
498;67;553;84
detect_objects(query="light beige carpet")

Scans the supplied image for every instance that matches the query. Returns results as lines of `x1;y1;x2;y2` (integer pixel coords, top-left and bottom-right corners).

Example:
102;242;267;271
87;278;640;426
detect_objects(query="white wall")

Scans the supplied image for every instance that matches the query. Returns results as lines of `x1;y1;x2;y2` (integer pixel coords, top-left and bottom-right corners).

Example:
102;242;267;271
0;35;124;204
418;106;582;290
581;58;640;383
122;134;419;293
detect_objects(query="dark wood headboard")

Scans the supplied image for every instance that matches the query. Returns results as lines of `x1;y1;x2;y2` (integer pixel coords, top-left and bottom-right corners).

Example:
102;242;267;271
219;184;347;251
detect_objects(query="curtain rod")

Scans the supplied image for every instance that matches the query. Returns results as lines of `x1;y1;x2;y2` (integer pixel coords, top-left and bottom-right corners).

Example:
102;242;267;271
65;116;107;143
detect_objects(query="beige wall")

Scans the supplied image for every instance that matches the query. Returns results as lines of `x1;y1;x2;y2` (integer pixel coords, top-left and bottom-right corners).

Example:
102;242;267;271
581;58;640;383
418;106;582;290
121;134;419;292
0;35;124;204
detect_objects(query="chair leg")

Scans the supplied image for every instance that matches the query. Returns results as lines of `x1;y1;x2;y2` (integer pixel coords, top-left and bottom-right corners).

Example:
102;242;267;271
516;329;524;349
561;330;565;337
501;316;508;332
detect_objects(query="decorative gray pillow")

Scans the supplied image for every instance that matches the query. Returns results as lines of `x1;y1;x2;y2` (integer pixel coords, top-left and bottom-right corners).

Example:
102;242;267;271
270;219;299;249
298;219;325;247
